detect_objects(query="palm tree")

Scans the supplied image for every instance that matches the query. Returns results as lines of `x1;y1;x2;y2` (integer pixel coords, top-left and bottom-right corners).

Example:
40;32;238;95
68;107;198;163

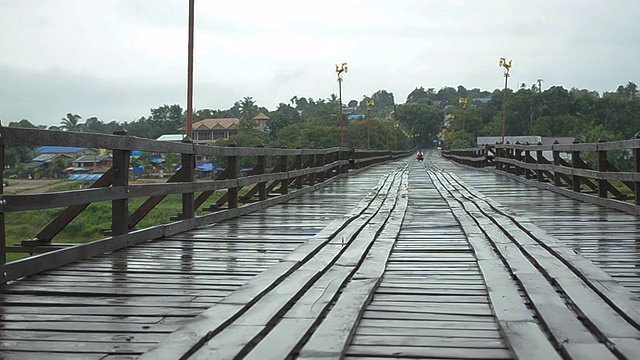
60;113;83;132
239;96;257;121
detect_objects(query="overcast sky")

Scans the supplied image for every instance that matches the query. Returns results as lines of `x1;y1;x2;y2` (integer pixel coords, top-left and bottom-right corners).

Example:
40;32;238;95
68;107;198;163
1;0;639;127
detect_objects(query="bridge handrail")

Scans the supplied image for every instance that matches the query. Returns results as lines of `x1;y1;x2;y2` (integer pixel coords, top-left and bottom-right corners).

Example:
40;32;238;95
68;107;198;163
0;126;416;282
443;136;640;215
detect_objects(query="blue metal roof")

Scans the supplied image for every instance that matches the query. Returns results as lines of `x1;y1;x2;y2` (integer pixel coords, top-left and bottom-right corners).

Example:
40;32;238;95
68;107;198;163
36;146;87;154
196;162;214;172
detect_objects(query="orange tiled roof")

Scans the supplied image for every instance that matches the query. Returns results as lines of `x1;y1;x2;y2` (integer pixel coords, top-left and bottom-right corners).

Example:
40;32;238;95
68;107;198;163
179;118;240;131
253;113;270;120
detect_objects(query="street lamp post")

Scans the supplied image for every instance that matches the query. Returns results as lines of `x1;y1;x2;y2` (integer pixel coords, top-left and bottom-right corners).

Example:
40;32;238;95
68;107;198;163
499;57;512;144
458;97;468;134
336;63;348;146
366;99;374;149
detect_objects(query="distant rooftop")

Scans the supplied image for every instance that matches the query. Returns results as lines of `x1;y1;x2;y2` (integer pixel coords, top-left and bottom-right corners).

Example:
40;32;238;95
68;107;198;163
156;134;186;142
253;113;270;120
36;146;88;154
179;118;240;131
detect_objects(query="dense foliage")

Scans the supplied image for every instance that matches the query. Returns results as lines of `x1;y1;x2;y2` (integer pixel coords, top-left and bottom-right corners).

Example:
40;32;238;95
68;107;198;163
6;81;639;154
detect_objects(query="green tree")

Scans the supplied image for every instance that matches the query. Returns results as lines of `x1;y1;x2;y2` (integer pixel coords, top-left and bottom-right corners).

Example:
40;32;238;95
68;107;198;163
268;103;302;137
8;119;37;128
406;86;431;104
239;96;258;121
60;113;83;131
194;108;229;122
84;116;119;134
394;103;443;147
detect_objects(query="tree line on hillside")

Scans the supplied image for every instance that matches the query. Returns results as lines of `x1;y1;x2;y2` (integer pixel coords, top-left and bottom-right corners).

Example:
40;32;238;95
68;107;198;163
5;81;639;168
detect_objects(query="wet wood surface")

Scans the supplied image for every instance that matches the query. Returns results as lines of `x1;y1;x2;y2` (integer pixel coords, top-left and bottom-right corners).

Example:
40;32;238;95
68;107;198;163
446;158;640;296
0;165;391;359
2;152;640;359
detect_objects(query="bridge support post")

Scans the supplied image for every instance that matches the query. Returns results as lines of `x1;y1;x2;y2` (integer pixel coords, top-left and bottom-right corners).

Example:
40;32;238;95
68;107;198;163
256;144;267;201
228;142;239;208
279;146;288;195
597;139;608;199
112;126;131;236
180;136;195;219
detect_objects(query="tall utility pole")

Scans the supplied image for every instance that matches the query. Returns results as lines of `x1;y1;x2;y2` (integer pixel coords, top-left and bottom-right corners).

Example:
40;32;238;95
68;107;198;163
186;0;195;139
336;63;348;146
366;99;374;149
499;57;512;144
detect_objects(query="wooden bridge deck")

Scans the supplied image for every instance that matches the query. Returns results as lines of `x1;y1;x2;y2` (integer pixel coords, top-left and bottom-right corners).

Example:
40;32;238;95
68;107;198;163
1;153;640;359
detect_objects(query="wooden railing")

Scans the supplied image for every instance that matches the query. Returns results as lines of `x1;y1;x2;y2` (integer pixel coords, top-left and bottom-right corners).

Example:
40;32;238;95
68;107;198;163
442;137;640;215
0;126;414;283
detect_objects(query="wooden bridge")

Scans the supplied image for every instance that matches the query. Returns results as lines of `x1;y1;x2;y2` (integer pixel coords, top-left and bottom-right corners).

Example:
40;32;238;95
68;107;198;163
1;128;640;359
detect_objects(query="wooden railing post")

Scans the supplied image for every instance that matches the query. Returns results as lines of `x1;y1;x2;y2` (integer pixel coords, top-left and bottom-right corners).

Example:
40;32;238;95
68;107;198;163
325;150;333;179
552;140;562;187
112;126;130;236
505;142;513;174
316;152;325;183
307;152;316;186
514;142;522;176
634;133;640;205
227;142;239;208
279;145;288;195
295;147;303;190
495;144;501;172
536;142;544;182
256;143;267;201
181;136;195;219
340;148;348;174
483;145;489;167
524;142;532;179
572;139;582;193
348;149;356;170
597;138;608;198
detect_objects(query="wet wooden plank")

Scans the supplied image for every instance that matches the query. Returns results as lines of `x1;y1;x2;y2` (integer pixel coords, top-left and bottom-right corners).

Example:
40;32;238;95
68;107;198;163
345;345;512;359
134;165;405;360
347;165;514;360
1;163;398;359
186;167;409;360
438;169;640;345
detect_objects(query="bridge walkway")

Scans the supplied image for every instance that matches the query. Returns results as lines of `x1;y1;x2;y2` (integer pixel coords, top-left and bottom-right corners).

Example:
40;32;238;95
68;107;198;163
1;153;640;359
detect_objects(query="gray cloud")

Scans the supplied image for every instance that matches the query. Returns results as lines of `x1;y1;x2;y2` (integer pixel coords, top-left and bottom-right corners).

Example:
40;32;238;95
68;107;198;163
2;0;639;127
